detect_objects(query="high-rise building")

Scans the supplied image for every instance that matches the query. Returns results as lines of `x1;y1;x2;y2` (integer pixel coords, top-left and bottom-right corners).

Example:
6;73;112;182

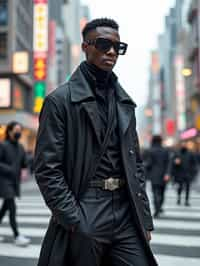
0;0;36;150
146;0;192;146
62;0;90;73
47;0;90;93
47;0;68;93
187;0;200;128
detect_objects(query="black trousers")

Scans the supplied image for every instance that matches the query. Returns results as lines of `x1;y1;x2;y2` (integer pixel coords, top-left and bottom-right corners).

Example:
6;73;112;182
0;198;19;237
69;187;149;266
177;180;191;203
152;185;165;214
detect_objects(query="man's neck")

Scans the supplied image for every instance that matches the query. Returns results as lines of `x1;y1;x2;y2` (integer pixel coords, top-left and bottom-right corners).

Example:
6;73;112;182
85;61;111;86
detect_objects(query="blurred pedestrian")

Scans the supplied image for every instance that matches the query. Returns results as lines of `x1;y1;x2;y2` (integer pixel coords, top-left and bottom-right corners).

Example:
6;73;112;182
34;18;157;266
147;135;171;218
141;148;151;181
171;143;197;206
0;121;30;246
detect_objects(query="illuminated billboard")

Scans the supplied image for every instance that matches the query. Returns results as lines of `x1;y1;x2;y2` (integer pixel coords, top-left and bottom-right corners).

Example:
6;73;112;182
0;79;11;108
13;51;29;74
33;1;48;52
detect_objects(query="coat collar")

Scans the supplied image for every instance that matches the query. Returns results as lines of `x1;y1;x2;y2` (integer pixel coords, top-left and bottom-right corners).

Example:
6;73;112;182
69;64;137;140
69;65;137;107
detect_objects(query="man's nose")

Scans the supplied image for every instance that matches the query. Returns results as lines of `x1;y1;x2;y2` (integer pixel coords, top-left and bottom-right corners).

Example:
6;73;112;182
107;46;117;56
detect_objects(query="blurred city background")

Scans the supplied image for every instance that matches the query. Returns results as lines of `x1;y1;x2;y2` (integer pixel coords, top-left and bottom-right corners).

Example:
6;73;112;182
1;0;200;152
0;0;200;266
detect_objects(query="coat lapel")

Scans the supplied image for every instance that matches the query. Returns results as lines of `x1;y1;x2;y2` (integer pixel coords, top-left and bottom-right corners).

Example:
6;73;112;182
81;102;101;145
69;67;102;145
69;66;137;143
117;102;135;137
115;83;137;138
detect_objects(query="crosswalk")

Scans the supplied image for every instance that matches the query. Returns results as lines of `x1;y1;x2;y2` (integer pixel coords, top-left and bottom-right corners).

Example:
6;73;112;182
0;180;200;266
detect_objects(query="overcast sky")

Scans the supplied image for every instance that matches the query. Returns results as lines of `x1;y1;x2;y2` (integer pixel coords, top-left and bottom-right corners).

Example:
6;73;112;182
81;0;175;106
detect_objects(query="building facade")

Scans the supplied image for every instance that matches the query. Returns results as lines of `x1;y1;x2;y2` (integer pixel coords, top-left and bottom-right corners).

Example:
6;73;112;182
146;0;196;148
0;0;36;150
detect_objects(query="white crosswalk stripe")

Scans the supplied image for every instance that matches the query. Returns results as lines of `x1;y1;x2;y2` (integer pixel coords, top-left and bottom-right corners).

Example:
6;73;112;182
149;183;200;266
0;181;200;266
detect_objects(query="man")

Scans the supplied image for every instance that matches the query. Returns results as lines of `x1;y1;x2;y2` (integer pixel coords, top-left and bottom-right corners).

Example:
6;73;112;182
0;121;30;246
172;143;197;206
34;18;157;266
147;135;171;218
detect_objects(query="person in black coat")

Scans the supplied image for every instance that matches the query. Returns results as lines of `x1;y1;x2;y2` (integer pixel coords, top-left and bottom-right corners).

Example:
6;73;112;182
147;135;170;218
34;18;157;266
171;143;197;206
0;121;30;246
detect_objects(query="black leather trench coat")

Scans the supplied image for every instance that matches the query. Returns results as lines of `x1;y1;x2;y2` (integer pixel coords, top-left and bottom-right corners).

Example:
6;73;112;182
34;66;157;266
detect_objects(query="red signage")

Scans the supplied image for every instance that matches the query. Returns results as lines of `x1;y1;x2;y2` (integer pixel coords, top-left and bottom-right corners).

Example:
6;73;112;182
165;119;176;136
34;57;47;80
34;0;47;3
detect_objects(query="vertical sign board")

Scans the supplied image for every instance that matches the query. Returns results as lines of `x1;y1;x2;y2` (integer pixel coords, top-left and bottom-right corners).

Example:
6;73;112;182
175;55;186;132
33;0;48;113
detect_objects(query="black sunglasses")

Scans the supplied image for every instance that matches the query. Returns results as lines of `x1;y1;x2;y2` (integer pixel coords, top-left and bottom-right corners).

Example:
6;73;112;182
85;37;128;55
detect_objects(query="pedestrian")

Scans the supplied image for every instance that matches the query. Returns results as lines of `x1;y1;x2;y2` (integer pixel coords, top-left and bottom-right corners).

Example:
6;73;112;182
171;143;197;206
34;18;157;266
147;135;171;218
0;121;30;246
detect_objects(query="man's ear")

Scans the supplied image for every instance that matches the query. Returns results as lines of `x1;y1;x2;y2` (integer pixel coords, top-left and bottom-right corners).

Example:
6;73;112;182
82;42;88;53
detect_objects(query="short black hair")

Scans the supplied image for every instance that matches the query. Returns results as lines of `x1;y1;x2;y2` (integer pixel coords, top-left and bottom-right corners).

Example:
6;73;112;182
82;18;119;40
151;135;162;146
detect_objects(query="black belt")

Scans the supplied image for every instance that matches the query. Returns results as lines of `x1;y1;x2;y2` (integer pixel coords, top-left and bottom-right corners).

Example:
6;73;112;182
89;177;126;191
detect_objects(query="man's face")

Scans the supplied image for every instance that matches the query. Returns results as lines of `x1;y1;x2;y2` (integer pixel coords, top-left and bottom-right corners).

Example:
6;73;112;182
82;27;120;71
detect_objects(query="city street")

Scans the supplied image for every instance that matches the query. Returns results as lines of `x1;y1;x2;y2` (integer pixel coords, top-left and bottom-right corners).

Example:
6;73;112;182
0;179;200;266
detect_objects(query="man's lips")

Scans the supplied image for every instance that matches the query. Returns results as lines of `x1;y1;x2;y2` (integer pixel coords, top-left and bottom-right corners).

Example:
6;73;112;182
103;59;116;65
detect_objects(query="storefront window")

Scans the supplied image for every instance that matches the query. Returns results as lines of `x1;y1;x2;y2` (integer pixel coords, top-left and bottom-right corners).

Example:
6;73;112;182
0;0;8;26
0;125;6;142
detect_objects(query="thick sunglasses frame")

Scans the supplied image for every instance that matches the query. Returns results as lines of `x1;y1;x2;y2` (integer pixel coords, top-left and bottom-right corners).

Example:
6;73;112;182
85;37;128;55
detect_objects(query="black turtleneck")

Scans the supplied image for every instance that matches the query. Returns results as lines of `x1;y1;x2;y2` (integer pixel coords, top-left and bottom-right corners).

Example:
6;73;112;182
80;61;125;180
80;61;112;102
84;61;111;86
80;61;112;136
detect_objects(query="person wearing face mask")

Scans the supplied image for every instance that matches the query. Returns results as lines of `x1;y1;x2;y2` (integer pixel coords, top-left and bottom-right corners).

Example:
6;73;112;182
0;121;30;246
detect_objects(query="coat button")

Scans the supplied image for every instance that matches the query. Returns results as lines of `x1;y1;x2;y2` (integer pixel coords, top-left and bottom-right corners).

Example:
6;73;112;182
137;192;142;197
129;149;134;155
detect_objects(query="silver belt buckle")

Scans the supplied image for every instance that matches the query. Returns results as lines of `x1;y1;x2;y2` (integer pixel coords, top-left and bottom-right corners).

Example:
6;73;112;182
104;177;119;191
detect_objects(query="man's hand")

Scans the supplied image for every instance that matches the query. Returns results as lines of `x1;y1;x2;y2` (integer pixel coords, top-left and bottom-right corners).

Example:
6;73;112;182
164;174;171;182
175;158;181;165
146;231;152;242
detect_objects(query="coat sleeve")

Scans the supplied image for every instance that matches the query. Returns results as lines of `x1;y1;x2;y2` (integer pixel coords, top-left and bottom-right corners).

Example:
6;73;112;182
134;132;154;231
0;143;15;177
34;96;80;230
